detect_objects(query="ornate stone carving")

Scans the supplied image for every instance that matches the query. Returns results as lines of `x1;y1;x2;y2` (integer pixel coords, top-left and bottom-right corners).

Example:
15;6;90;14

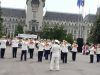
31;0;40;6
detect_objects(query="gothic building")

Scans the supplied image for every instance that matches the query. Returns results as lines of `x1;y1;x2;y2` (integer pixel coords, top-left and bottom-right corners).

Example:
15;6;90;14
0;0;99;42
43;11;96;42
1;8;26;37
25;0;45;32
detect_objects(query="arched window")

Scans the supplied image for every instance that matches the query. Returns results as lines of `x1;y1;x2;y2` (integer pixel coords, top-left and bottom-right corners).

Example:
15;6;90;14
16;19;18;22
74;30;76;34
71;29;73;34
5;18;7;21
13;19;14;21
20;19;22;22
9;18;11;21
69;24;70;26
55;22;56;25
47;22;49;24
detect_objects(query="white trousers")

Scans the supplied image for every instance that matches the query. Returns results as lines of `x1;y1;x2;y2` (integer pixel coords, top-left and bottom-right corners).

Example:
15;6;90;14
50;56;60;70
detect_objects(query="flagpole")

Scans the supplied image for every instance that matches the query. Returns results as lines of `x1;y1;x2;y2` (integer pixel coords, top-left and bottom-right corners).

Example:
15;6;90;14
97;0;99;8
77;0;85;39
81;5;84;38
78;7;81;38
78;8;80;38
77;0;81;39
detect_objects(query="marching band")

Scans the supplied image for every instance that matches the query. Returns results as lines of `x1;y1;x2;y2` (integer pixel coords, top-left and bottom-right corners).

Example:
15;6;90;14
0;37;100;71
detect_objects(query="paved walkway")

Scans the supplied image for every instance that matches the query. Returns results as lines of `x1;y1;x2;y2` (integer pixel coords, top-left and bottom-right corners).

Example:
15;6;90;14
0;47;100;75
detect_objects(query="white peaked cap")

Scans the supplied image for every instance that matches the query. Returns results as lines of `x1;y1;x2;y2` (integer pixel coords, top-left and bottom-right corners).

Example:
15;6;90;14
55;40;59;43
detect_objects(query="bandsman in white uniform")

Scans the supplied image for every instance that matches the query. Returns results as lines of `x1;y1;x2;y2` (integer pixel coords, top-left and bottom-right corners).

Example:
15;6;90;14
0;38;7;58
28;39;35;59
38;40;44;62
61;40;69;63
20;39;28;61
89;44;95;63
71;41;78;61
96;44;100;62
50;40;61;71
44;41;51;60
11;38;18;58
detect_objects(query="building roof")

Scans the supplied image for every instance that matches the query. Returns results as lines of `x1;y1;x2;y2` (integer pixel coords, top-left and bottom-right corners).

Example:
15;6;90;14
43;11;83;22
84;14;96;23
1;8;26;18
97;7;100;15
1;8;97;23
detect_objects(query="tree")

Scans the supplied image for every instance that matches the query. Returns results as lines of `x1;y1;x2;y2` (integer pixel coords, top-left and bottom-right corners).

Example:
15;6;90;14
0;6;3;38
53;25;66;41
41;24;66;41
87;35;94;44
89;16;100;44
15;24;24;36
65;33;73;44
40;24;50;39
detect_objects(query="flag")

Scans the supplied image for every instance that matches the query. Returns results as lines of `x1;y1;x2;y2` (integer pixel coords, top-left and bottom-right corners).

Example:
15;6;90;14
81;0;84;7
77;0;84;8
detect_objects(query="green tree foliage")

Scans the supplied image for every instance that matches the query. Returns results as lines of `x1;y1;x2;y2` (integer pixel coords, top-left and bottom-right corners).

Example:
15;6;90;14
88;16;100;44
52;25;66;40
87;35;94;44
65;33;74;44
0;7;3;38
15;24;23;36
41;24;66;41
41;24;49;39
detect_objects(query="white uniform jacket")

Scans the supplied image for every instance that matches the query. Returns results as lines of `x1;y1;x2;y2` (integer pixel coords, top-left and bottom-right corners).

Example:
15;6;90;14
21;41;28;51
72;44;78;52
96;48;100;54
12;40;18;47
61;44;69;53
0;39;6;49
28;43;35;49
51;44;61;57
38;43;44;51
89;47;95;55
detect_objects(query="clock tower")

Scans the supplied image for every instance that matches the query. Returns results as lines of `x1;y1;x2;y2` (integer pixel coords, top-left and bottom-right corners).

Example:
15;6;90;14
25;0;45;33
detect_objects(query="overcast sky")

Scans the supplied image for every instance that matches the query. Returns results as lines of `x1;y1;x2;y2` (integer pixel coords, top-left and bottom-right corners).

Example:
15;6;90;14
0;0;100;16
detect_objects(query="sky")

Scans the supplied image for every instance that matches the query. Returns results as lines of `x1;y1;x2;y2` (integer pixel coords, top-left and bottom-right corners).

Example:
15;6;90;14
0;0;100;16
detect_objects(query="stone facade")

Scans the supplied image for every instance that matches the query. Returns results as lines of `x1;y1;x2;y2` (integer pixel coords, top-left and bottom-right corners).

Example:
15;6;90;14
1;1;99;42
26;0;45;32
1;8;26;38
43;11;96;42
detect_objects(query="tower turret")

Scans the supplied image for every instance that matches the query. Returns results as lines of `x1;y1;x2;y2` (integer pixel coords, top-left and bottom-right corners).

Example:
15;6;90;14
25;0;45;34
